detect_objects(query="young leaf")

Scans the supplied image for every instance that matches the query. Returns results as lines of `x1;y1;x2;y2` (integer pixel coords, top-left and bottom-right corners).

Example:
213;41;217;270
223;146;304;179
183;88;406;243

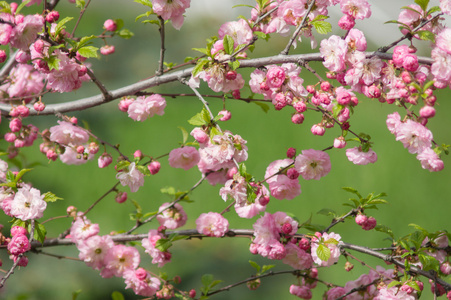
201;274;214;287
155;238;172;252
111;291;125;300
311;20;332;35
317;208;337;217
223;35;234;55
54;17;74;37
342;187;362;198
253;101;270;113
316;244;331;262
161;186;176;196
43;192;64;202
134;0;153;7
33;222;47;244
414;0;430;12
77;46;99;58
117;29;134;39
178;126;189;144
14;168;32;183
261;264;275;274
72;290;82;300
188;112;208;126
192;59;209;77
387;280;401;289
249;260;261;273
418;253;440;272
375;225;395;240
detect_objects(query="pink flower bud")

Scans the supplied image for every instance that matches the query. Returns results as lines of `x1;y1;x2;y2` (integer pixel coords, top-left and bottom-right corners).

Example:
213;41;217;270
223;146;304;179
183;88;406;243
115;191;128;203
287;168;300;179
100;45;115;56
76;146;85;154
70;117;78;124
247;279;261;290
426;95;437;106
362;216;377;230
218;110;231;121
173;275;181;284
103;19;117;31
403;54;419;72
320;81;331;92
14;50;31;64
14;139;25;148
33;101;45;112
66;206;76;215
447;291;451;300
148;161;161;175
4;133;16;143
88;142;99;154
11;226;28;237
282;223;293;235
98;153;113;168
134;150;143;159
9;118;22;132
286;147;296;159
333;136;346;149
355;214;368;226
189;289;196;298
232;89;241;99
46;149;58;161
226;167;238;179
311;124;325;136
46;10;60;23
75;51;87;62
306;85;316;94
225;71;237;80
258;195;270;206
345;261;354;272
440;262;451;275
400;284;413;294
293;101;307;113
118;98;133;112
299;238;310;251
8;234;30;255
417;281;424;291
419;106;435;119
338;14;355;30
291;113;304;124
14;255;28;267
10;2;18;14
78;65;87;76
0;50;7;64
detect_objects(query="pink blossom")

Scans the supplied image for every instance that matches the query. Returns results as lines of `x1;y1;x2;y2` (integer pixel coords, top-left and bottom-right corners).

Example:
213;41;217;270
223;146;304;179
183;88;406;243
397;5;425;37
168;146;200;170
326;287;347;300
115;191;128;203
218;19;253;46
127;95;166;122
277;0;307;26
10;186;46;220
338;14;355;30
22;0;42;6
374;287;416;300
282;243;313;270
118;97;134;112
190;127;209;144
436;28;451;55
386;112;401;134
10;14;44;50
77;235;114;270
218;110;231;121
156;202;187;229
59;146;93;165
101;244;140;278
100;45;115;55
311;232;342;267
1;64;45;98
116;162;145;193
11;226;27;237
417;148;444;172
265;159;301;200
340;0;371;20
141;229;172;267
196;212;229;237
103;19;117;31
234;201;266;219
431;47;451;83
395;120;432;154
295;149;331;180
289;285;312;299
46;51;86;93
8;234;30;255
123;268;161;297
70;216;100;244
98;153;113;168
440;0;451;15
148;161;161;175
49;121;89;146
152;0;190;30
320;35;348;72
346;147;377;165
266;66;286;89
220;173;248;205
0;14;13;45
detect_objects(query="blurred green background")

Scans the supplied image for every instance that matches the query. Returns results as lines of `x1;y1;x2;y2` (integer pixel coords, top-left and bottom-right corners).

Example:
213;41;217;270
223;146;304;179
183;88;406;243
0;0;450;299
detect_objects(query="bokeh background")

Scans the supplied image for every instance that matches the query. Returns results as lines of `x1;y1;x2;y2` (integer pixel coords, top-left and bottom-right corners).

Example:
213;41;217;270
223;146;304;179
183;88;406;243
0;0;450;299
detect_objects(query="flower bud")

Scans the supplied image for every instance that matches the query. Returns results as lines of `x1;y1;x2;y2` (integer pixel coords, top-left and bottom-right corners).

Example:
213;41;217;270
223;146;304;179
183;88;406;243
148;161;161;175
103;19;117;31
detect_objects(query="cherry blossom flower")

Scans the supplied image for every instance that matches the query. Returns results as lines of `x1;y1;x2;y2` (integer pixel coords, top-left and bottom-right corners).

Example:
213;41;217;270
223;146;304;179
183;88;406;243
374;287;416;300
394;120;432;154
141;229;172;267
346;147;378;165
311;232;342;267
294;149;331;180
77;235;114;270
219;174;247;205
196;212;229;237
101;244;140;278
8;234;30;255
10;186;46;220
127;95;166;121
9;14;44;50
168;146;200;170
49;121;89;146
46;51;87;93
151;0;191;30
218;19;253;46
123;268;161;297
289;284;312;299
326;287;347;300
320;35;348;72
156;202;187;229
440;0;451;15
265;159;301;200
282;243;313;270
0;64;45;98
417;148;444;172
70;216;100;244
116;162;145;193
340;0;371;20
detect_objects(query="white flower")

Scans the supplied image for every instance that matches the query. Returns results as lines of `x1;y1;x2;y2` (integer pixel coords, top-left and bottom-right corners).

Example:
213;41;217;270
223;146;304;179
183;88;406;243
116;162;144;193
10;187;47;220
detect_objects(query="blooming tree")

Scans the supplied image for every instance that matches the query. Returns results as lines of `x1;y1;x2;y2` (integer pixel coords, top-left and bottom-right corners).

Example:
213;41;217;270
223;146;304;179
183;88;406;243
0;0;451;299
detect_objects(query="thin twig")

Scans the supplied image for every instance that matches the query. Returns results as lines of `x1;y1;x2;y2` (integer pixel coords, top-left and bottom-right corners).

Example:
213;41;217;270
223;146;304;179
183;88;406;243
70;0;92;38
156;16;165;76
82;182;120;216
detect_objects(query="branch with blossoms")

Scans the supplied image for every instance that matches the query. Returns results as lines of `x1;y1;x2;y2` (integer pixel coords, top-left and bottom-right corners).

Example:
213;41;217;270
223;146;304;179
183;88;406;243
1;0;451;299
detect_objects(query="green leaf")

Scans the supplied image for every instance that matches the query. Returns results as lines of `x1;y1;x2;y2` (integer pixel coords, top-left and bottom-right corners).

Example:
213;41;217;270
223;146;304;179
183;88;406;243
324;238;339;245
192;48;210;56
47;55;61;71
342;187;362;198
254;31;269;41
111;291;125;300
14;168;32;183
387;280;401;289
72;289;82;300
311;20;332;35
77;46;98;58
54;17;74;37
135;11;153;22
410;230;426;249
161;186;176;196
261;264;275;274
136;165;150;176
116;160;130;172
43;192;63;203
114;19;124;31
188;112;208;126
249;260;261;273
142;19;160;25
210;127;221;138
418;253;440;272
117;29;134;39
415;30;435;42
316;244;331;262
134;0;153;7
427;6;441;15
77;35;96;48
366;199;387;205
192;59;209;77
223;35;234;55
178;126;189;144
252;101;269;113
408;223;427;232
75;0;86;9
229;60;240;71
201;274;214;287
15;0;30;15
317;208;336;217
375;225;395;239
11;218;27;228
406;280;421;292
33;221;47;244
414;0;430;12
155;238;172;252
